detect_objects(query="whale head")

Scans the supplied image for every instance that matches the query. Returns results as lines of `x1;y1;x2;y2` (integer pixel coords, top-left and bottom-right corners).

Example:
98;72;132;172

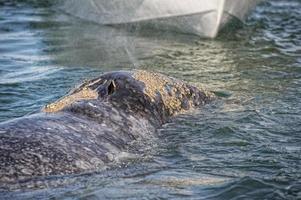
43;70;213;123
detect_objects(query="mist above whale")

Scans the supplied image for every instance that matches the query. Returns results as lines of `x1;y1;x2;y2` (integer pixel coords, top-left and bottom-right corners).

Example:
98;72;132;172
0;70;213;184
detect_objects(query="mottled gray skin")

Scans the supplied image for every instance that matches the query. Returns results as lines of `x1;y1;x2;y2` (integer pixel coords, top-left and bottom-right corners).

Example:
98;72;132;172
0;70;212;184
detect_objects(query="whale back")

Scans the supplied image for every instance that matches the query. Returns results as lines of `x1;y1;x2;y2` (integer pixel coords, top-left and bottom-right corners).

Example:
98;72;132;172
0;70;214;186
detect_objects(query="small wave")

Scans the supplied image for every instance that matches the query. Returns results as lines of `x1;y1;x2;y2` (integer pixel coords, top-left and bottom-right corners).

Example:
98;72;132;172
0;65;62;84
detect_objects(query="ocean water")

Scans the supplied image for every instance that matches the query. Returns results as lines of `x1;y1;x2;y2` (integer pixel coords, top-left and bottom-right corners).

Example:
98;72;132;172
0;0;300;199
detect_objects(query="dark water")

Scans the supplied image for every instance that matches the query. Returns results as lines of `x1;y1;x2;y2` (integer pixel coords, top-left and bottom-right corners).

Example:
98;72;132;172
0;0;301;199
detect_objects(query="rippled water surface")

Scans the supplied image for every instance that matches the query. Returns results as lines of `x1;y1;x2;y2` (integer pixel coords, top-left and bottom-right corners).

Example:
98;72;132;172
0;0;301;199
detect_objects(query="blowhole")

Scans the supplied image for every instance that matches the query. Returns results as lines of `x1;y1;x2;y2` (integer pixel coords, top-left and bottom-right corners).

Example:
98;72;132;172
108;80;116;95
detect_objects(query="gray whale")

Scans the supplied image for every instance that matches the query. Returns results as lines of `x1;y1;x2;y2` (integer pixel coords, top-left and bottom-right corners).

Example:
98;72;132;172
0;70;213;184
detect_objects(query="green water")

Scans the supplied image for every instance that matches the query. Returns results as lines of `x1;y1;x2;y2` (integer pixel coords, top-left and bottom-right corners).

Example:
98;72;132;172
0;0;300;199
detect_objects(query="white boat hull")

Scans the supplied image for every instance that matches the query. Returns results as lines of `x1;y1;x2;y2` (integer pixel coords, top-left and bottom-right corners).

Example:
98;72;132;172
60;0;262;38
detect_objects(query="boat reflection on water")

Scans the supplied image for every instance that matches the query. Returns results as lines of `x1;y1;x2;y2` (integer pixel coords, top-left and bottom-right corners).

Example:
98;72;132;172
46;10;238;72
46;18;203;69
